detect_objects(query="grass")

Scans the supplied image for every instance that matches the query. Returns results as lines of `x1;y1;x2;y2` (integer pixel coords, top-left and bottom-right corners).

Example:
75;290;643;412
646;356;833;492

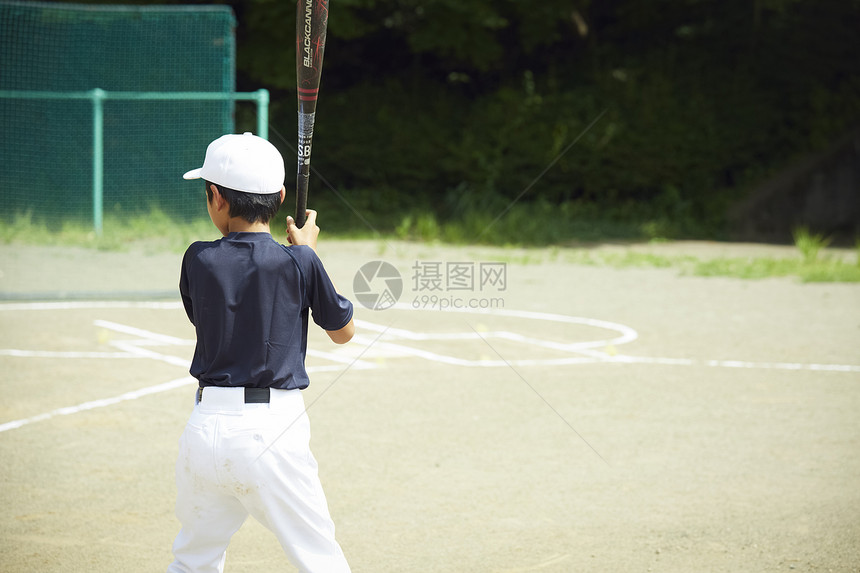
792;226;832;264
3;211;858;283
2;209;225;253
576;242;860;283
689;227;859;282
309;189;717;245
391;201;671;245
691;256;860;282
454;232;860;283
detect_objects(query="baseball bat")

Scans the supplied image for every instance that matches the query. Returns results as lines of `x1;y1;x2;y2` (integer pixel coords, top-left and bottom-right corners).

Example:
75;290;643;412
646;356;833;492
295;0;330;228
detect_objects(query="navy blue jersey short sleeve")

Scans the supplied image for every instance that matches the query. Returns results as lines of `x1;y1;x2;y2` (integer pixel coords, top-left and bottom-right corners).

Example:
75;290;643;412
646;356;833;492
288;245;353;332
179;242;204;326
179;233;353;391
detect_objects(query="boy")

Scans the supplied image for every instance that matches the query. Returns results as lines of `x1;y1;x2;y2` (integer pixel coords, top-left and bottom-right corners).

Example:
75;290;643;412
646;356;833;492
168;132;354;573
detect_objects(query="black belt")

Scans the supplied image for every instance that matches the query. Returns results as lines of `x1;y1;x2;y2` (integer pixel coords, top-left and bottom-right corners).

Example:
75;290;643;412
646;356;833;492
197;387;271;403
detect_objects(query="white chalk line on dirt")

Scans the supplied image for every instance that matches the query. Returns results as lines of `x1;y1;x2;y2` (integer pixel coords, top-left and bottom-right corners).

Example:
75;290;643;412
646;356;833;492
574;350;860;373
92;319;377;370
345;310;637;367
0;359;359;435
0;376;197;433
2;301;858;434
363;303;641;350
498;552;571;572
0;314;373;434
349;335;603;368
354;311;860;373
5;301;860;374
94;319;190;346
644;356;860;372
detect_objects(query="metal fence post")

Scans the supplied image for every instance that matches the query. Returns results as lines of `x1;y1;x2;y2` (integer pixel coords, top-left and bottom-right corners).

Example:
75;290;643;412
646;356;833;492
1;89;266;234
91;88;105;236
256;89;269;140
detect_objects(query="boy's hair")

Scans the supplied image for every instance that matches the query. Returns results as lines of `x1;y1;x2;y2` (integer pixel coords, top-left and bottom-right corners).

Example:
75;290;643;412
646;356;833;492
206;180;281;224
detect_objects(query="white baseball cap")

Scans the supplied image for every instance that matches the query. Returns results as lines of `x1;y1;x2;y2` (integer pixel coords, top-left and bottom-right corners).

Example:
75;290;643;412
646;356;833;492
183;132;285;194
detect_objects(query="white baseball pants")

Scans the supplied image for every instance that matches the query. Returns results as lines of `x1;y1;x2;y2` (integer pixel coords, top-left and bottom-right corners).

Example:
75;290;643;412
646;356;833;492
167;387;350;573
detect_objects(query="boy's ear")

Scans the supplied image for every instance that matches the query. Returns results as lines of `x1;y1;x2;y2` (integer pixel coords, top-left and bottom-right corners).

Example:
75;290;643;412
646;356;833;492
208;184;227;211
279;186;286;205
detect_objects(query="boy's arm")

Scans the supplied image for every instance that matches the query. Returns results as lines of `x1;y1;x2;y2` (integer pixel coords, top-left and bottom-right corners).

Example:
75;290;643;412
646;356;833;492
287;209;355;345
179;248;195;325
325;319;355;344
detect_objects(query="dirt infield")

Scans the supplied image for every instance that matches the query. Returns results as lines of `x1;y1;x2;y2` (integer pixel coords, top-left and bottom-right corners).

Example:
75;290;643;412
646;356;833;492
1;239;859;572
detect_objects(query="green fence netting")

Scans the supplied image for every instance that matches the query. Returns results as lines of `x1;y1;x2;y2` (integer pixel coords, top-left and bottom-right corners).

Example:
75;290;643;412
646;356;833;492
0;1;251;227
